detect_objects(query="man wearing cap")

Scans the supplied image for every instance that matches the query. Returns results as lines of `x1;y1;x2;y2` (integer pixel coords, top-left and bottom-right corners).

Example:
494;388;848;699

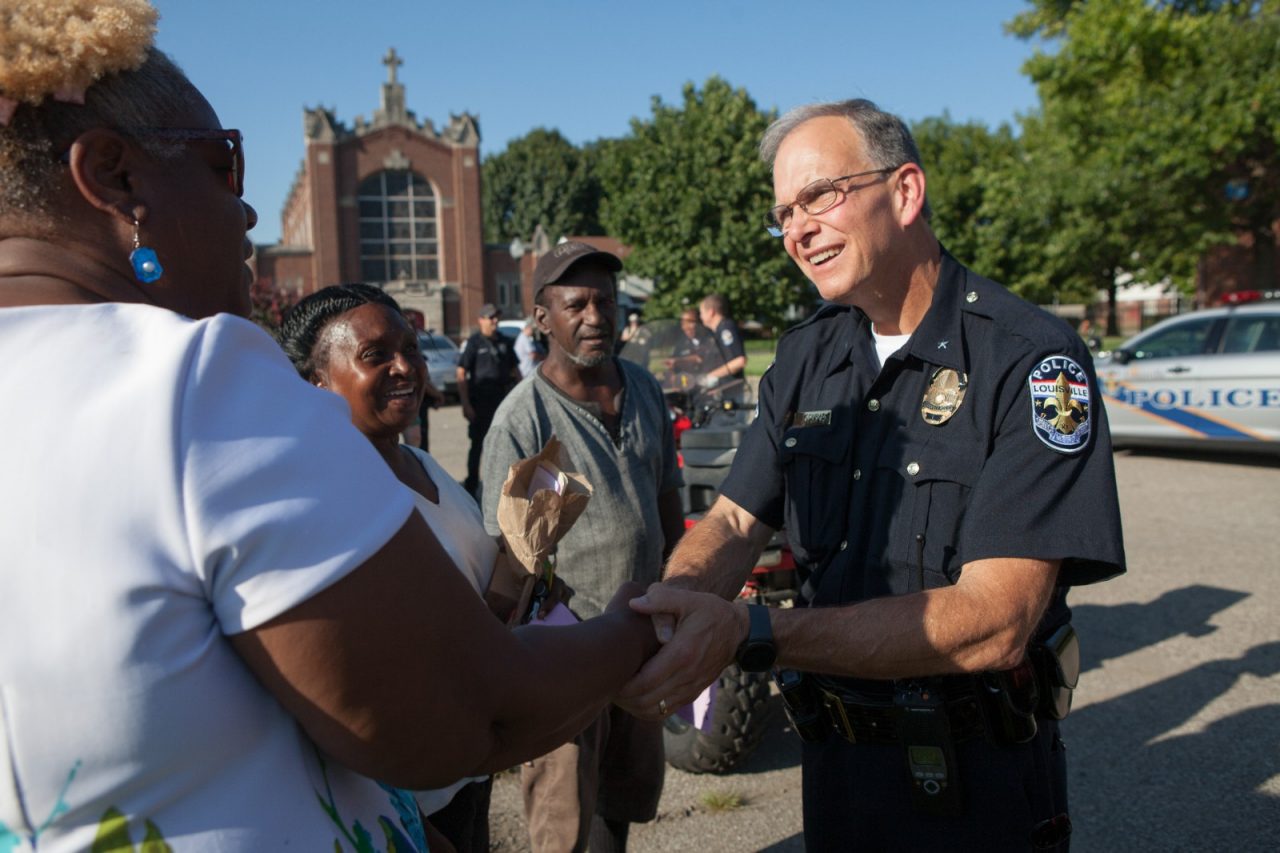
480;241;685;853
457;302;520;496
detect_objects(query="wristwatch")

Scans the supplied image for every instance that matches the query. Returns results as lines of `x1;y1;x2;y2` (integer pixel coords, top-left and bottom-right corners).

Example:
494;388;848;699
735;604;777;672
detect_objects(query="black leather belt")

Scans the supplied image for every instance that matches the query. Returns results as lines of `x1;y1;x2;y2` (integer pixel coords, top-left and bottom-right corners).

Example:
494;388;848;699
817;679;987;745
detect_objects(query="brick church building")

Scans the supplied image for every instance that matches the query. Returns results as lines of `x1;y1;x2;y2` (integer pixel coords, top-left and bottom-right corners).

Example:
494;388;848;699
253;49;529;336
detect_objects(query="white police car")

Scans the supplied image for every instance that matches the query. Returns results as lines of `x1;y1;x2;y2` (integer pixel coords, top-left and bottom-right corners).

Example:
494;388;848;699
1095;296;1280;455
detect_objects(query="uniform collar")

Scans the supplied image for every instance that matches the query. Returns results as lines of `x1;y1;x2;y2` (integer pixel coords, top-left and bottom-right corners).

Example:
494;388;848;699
901;248;967;371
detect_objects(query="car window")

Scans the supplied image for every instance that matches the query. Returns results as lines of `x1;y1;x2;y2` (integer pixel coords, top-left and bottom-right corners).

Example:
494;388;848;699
1128;316;1217;360
417;334;457;353
1221;314;1280;354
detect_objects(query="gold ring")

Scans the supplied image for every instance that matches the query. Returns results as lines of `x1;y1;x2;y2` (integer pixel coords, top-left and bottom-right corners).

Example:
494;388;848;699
658;698;669;717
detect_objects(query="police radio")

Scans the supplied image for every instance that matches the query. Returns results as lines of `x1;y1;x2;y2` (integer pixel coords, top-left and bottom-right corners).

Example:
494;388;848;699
895;683;963;817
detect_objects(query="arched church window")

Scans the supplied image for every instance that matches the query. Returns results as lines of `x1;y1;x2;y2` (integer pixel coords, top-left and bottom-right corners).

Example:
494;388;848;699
357;171;440;284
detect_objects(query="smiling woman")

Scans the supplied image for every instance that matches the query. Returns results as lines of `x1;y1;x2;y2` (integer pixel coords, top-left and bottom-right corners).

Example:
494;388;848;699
279;283;507;848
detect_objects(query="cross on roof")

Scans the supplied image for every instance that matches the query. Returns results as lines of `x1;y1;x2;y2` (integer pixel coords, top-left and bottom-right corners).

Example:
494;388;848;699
383;48;403;84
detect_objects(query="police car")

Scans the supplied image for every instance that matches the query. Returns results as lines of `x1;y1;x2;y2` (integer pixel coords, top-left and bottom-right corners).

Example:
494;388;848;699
1095;295;1280;455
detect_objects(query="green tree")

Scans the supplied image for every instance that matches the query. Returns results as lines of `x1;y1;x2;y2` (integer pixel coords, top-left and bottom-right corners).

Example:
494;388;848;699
1009;0;1280;310
481;128;603;245
596;77;810;329
911;114;1023;281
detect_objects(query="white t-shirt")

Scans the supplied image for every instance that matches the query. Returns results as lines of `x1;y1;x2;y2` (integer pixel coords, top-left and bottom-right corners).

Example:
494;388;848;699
0;304;428;851
871;325;912;369
402;447;496;596
399;446;495;817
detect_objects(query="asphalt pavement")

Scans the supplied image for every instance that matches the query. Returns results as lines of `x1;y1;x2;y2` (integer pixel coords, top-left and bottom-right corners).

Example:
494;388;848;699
425;402;1280;852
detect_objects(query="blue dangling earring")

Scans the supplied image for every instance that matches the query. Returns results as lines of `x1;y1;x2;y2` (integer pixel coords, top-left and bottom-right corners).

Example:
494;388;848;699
129;218;163;283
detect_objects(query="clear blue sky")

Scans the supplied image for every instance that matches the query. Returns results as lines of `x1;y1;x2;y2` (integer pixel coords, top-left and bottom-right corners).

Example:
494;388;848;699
153;0;1046;245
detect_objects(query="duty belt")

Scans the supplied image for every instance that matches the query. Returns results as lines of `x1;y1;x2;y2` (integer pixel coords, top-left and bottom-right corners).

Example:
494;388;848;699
817;679;987;745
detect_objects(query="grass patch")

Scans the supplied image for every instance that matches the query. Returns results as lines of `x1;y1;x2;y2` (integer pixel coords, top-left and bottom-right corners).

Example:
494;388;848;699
743;338;777;377
698;789;746;812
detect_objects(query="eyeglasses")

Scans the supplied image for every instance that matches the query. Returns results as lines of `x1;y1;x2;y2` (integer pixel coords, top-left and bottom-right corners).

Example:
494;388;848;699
140;128;244;197
764;166;900;237
58;127;244;197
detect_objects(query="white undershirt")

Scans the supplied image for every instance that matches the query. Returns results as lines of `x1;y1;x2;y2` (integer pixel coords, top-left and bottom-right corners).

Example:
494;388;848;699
871;325;912;369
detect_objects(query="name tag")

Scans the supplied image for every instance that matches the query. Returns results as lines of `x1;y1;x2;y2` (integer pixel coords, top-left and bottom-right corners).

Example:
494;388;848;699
791;409;832;428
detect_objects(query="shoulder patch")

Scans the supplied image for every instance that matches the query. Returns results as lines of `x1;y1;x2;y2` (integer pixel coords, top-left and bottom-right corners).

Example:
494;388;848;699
1028;355;1091;453
721;328;735;347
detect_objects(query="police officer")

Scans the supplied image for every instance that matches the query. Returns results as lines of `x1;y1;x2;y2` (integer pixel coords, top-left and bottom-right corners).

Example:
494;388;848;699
698;294;746;383
457;302;519;496
618;99;1126;851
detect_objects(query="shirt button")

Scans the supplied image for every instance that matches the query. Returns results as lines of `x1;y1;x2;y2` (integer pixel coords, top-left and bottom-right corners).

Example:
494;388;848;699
867;399;881;412
853;468;862;480
784;437;798;448
907;462;920;476
966;291;979;304
839;540;848;551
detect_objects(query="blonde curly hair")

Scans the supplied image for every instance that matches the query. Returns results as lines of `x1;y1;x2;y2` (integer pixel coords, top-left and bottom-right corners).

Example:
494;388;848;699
0;0;157;107
0;1;203;219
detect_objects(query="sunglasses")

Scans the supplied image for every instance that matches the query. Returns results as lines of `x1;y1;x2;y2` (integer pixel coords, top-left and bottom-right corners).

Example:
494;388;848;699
59;127;245;197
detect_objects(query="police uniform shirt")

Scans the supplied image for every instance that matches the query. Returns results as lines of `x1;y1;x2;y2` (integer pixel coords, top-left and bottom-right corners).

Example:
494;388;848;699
720;251;1125;624
712;317;746;378
459;331;517;403
672;326;714;362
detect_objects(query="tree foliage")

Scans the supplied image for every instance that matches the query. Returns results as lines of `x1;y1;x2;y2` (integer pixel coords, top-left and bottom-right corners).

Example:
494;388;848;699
249;279;300;335
595;77;811;328
481;127;603;245
910;115;1025;286
1009;0;1280;303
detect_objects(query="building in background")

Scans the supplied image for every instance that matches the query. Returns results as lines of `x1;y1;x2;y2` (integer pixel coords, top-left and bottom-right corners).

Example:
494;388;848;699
251;49;654;337
254;49;486;335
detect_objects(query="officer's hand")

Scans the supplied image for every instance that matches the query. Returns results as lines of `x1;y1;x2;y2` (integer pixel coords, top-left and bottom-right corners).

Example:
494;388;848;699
462;403;476;422
614;584;746;721
425;384;446;408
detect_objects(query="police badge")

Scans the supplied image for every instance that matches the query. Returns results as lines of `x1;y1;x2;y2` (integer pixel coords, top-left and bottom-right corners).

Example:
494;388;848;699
921;368;967;425
1028;355;1092;452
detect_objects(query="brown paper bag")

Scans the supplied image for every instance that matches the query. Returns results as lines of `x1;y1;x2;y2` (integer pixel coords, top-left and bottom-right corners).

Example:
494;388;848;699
482;436;592;626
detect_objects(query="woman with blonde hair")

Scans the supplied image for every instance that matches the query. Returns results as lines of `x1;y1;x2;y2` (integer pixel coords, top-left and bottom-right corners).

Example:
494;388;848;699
0;3;656;850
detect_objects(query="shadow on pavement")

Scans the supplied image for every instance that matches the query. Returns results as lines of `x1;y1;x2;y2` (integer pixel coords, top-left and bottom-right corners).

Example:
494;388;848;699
721;696;801;777
1072;584;1250;673
1070;584;1278;846
1069;640;1280;850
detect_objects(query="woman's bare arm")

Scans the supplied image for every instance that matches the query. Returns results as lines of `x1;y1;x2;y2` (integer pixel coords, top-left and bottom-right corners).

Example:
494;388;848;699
230;511;656;789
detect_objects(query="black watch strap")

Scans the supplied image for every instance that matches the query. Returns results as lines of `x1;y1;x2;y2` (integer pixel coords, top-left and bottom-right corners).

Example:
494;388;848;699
736;603;777;672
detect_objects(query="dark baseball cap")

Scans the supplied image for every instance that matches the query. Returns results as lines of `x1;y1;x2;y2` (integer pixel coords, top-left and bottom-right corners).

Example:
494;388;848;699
479;303;501;319
532;241;623;296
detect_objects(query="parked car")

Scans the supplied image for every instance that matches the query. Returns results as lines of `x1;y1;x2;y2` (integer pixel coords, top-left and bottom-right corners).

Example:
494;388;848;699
496;318;528;341
1095;298;1280;455
416;331;459;398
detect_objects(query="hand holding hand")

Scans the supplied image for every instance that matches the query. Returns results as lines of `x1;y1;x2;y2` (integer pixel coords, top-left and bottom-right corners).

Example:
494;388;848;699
614;584;747;721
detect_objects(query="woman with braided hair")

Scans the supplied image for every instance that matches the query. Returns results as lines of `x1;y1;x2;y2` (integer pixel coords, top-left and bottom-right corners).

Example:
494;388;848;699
0;3;656;850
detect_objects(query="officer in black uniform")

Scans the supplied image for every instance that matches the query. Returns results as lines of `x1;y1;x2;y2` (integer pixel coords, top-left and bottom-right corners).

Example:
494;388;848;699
457;302;518;496
618;99;1125;851
698;293;747;383
667;308;715;372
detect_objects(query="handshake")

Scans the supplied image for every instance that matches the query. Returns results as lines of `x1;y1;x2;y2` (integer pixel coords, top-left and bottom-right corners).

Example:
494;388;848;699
602;579;751;722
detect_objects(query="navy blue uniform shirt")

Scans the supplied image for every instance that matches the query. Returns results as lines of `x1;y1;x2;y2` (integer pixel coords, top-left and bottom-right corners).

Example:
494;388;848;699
712;317;746;379
721;251;1125;636
459;331;517;404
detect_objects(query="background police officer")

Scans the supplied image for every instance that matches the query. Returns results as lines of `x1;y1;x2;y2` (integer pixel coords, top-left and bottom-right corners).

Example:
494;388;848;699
618;99;1126;851
457;302;518;496
698;293;746;383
